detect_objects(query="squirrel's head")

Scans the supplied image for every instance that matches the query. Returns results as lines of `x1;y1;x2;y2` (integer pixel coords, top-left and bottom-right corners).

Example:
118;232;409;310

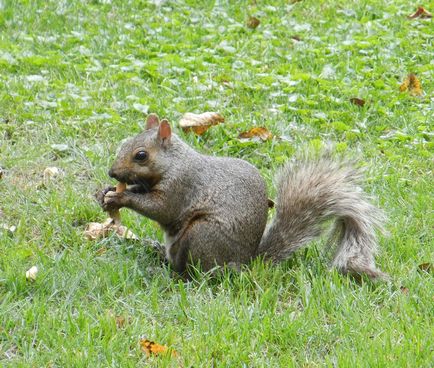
109;114;175;188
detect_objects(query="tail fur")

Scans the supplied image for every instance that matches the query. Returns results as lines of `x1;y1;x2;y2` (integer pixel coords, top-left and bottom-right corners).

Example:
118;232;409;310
257;154;388;280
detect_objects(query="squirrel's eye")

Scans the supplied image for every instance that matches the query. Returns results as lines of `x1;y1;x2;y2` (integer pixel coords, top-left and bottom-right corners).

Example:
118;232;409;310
134;151;148;161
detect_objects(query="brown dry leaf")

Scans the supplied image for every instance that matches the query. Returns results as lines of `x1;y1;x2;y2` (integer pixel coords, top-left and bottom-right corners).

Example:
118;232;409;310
399;74;423;96
179;112;225;135
96;246;108;256
84;218;139;241
408;6;432;19
350;97;366;107
418;263;432;273
238;127;273;142
115;316;127;328
0;167;3;179
400;286;409;295
106;310;129;329
139;338;177;358
247;16;260;29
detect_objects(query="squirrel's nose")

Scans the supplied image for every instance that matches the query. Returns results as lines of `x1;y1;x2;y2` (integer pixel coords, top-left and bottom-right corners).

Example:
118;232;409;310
108;168;117;179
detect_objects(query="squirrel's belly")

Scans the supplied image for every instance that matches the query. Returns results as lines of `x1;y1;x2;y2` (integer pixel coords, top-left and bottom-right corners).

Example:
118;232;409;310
164;232;176;262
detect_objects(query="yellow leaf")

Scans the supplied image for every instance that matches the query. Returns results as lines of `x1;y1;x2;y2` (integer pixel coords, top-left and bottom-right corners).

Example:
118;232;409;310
179;112;224;135
139;338;177;357
399;74;423;96
238;127;273;141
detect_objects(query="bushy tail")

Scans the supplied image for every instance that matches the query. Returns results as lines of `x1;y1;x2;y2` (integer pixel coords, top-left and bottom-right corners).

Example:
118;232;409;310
257;154;388;280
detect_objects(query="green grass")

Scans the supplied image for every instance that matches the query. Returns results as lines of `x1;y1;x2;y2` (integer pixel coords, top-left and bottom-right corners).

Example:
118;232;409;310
0;0;433;366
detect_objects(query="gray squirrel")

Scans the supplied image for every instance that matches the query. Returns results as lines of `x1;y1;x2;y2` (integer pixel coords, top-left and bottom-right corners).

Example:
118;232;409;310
98;114;388;280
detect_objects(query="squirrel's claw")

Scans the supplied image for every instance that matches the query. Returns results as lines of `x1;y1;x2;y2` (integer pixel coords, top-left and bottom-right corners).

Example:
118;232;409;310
102;190;125;211
95;186;118;211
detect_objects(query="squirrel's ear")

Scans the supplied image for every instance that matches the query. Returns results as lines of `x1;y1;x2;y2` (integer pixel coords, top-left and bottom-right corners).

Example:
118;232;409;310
158;119;172;145
145;113;160;130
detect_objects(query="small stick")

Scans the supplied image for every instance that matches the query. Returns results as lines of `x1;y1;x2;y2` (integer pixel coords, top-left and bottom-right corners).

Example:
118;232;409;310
109;182;126;226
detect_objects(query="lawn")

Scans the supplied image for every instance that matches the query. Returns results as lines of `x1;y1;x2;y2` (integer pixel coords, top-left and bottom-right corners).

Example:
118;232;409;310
0;0;433;366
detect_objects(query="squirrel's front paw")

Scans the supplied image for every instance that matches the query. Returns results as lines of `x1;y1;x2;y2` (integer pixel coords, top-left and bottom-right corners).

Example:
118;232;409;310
95;186;116;208
102;190;127;212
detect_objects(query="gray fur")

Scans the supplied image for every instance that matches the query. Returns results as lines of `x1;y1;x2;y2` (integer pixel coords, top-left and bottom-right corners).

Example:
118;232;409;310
101;124;387;280
258;154;387;279
105;130;268;274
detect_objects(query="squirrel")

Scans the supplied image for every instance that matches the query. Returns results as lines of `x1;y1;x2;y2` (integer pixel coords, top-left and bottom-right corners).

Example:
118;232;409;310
97;114;388;280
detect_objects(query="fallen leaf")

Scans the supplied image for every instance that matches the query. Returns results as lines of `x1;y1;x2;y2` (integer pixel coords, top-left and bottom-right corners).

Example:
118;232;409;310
399;73;423;96
96;246;108;256
291;35;302;41
115;315;127;328
139;338;177;358
0;167;3;179
246;16;260;29
418;263;432;273
349;97;366;107
106;310;129;328
179;112;224;135
238;127;273;142
408;6;432;19
400;286;409;295
26;266;38;281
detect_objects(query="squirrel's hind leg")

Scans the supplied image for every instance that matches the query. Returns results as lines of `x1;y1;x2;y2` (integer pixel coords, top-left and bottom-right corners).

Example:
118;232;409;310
166;220;250;275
